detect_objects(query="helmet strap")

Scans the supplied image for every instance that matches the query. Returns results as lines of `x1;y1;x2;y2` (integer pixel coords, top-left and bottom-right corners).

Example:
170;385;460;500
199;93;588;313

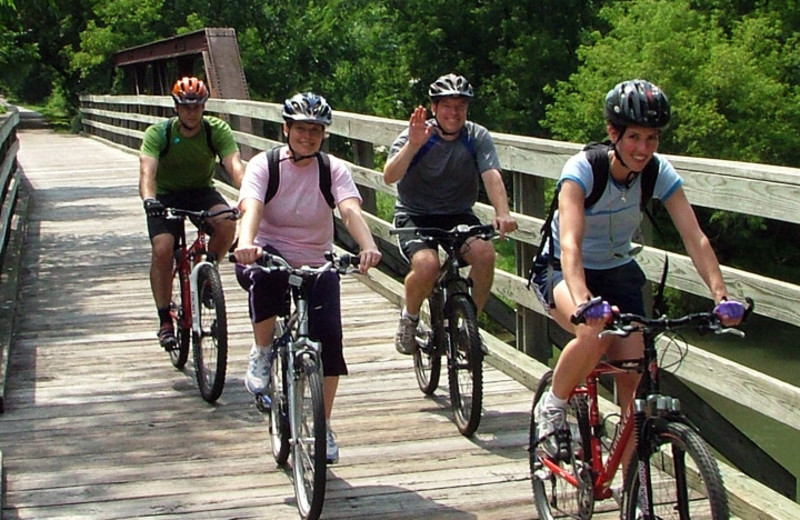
610;128;642;187
432;117;461;137
285;128;320;163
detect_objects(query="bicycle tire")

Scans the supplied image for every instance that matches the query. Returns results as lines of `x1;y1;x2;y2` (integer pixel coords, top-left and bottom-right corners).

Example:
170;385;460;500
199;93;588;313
623;420;729;520
446;294;483;437
169;267;190;369
192;264;228;403
269;323;290;465
413;291;443;395
529;370;594;520
291;357;327;520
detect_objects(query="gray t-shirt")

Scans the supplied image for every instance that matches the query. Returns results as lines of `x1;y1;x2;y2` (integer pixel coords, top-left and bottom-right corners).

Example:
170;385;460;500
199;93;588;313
388;119;501;215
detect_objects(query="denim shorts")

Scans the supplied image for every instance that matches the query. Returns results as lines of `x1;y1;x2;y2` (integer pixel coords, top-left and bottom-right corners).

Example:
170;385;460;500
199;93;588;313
531;255;646;315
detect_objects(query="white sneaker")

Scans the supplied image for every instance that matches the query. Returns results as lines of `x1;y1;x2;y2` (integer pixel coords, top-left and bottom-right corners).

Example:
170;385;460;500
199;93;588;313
534;398;567;459
326;427;339;464
245;345;270;394
394;315;419;355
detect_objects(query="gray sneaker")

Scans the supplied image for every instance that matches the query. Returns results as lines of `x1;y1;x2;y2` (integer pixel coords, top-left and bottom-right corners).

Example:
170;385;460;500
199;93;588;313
534;398;567;459
245;345;270;394
394;315;419;355
326;427;339;464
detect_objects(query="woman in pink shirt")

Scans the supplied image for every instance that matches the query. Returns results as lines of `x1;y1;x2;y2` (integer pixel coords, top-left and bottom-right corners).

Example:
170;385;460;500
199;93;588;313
233;92;381;464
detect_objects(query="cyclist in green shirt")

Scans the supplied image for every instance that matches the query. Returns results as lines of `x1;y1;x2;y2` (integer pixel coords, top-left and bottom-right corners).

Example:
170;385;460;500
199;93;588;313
139;76;245;349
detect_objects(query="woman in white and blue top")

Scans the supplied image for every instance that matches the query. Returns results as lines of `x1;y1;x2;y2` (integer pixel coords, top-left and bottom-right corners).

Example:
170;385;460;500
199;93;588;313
531;79;746;467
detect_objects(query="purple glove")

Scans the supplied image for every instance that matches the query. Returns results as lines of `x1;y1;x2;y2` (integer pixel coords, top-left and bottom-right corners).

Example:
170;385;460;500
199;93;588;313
571;297;612;325
713;298;745;323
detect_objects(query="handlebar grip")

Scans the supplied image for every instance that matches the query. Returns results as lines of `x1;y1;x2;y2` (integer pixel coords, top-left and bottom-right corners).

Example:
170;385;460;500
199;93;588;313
570;296;604;325
228;253;237;263
346;254;360;267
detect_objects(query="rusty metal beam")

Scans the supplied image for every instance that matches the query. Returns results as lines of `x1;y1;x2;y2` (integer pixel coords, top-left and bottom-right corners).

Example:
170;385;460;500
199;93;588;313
113;30;210;67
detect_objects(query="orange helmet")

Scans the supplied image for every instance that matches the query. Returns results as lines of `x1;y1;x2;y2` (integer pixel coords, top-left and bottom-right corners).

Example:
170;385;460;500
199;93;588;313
171;77;209;105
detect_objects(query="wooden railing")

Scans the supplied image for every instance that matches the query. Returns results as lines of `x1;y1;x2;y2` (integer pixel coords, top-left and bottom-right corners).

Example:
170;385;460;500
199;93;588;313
0;105;25;413
80;95;800;510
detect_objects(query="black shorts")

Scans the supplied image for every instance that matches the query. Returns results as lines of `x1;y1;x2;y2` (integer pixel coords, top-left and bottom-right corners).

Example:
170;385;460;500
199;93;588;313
146;187;230;242
532;255;646;315
393;212;481;261
234;246;348;377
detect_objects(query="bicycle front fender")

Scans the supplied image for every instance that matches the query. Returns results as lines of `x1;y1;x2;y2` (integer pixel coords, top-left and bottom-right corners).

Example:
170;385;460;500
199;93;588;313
189;260;216;333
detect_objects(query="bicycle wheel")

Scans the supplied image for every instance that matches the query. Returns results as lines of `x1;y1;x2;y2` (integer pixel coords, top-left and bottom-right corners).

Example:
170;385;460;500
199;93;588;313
623;421;728;520
169;266;190;369
269;324;290;465
291;357;327;520
529;370;594;520
446;294;483;437
192;263;228;403
413;292;443;395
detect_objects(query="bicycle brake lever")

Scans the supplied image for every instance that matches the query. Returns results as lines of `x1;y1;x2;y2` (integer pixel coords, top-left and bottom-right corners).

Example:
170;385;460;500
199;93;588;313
599;329;630;338
715;327;745;338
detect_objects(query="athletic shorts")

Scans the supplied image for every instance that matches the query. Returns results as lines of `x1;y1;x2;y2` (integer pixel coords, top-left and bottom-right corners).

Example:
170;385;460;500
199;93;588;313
531;255;646;315
146;187;230;242
234;245;348;377
393;212;481;261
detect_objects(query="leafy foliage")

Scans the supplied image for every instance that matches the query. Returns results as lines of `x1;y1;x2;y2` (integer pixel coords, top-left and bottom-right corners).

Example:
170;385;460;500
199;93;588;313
3;0;800;284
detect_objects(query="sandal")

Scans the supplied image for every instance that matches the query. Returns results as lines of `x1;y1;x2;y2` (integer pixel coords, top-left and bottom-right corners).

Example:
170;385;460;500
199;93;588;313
158;322;177;350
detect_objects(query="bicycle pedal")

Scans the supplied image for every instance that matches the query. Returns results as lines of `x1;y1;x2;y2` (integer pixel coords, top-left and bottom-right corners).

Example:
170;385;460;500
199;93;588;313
254;394;272;413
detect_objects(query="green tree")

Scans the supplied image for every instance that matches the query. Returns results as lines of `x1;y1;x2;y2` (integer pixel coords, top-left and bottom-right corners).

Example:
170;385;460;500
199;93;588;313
543;0;800;279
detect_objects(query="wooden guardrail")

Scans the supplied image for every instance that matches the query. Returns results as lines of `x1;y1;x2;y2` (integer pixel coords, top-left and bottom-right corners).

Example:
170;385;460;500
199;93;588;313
79;94;800;507
0;105;26;414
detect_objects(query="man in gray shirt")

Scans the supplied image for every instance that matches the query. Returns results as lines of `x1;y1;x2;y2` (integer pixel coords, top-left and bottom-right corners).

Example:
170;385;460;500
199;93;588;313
384;73;517;355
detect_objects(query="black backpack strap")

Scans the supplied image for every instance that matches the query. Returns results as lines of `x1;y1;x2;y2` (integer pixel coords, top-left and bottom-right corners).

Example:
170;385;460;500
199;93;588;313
582;142;612;209
159;116;219;161
639;157;659;209
264;147;281;204
316;152;336;209
159;117;177;159
202;117;220;162
263;148;335;209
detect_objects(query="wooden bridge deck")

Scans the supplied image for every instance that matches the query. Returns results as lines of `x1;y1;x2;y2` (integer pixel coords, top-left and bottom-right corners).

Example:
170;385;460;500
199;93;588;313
0;130;631;519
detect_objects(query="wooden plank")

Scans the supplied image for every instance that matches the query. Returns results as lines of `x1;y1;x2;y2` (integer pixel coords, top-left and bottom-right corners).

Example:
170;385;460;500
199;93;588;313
16;118;796;519
1;130;542;519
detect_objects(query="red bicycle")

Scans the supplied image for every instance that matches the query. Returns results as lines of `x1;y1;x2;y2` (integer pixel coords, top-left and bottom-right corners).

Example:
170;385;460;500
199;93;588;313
529;298;752;520
166;206;239;403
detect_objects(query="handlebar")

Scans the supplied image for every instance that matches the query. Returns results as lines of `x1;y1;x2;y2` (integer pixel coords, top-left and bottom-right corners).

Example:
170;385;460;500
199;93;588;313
166;207;240;221
229;250;360;276
598;297;754;339
389;223;496;243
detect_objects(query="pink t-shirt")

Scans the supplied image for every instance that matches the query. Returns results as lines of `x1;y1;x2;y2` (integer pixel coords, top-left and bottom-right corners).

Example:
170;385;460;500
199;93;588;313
238;147;362;267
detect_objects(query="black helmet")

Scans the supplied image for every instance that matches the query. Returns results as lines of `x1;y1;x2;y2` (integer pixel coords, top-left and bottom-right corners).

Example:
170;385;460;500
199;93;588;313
282;92;332;126
604;79;670;129
428;73;474;100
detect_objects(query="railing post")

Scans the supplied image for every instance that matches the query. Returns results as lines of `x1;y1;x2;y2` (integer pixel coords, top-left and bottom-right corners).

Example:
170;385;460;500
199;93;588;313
514;171;551;363
353;139;376;215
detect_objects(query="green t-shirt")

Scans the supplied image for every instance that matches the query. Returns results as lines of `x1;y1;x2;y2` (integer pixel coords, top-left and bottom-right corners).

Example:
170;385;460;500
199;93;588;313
140;115;239;194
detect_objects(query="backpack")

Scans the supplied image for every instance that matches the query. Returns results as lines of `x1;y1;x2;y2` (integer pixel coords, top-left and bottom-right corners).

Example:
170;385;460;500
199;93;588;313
159;116;220;161
264;147;336;209
534;141;660;265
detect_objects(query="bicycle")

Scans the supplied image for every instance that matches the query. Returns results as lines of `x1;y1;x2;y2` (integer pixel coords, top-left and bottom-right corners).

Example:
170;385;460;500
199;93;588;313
234;250;360;520
389;223;496;437
529;297;753;520
165;206;239;403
